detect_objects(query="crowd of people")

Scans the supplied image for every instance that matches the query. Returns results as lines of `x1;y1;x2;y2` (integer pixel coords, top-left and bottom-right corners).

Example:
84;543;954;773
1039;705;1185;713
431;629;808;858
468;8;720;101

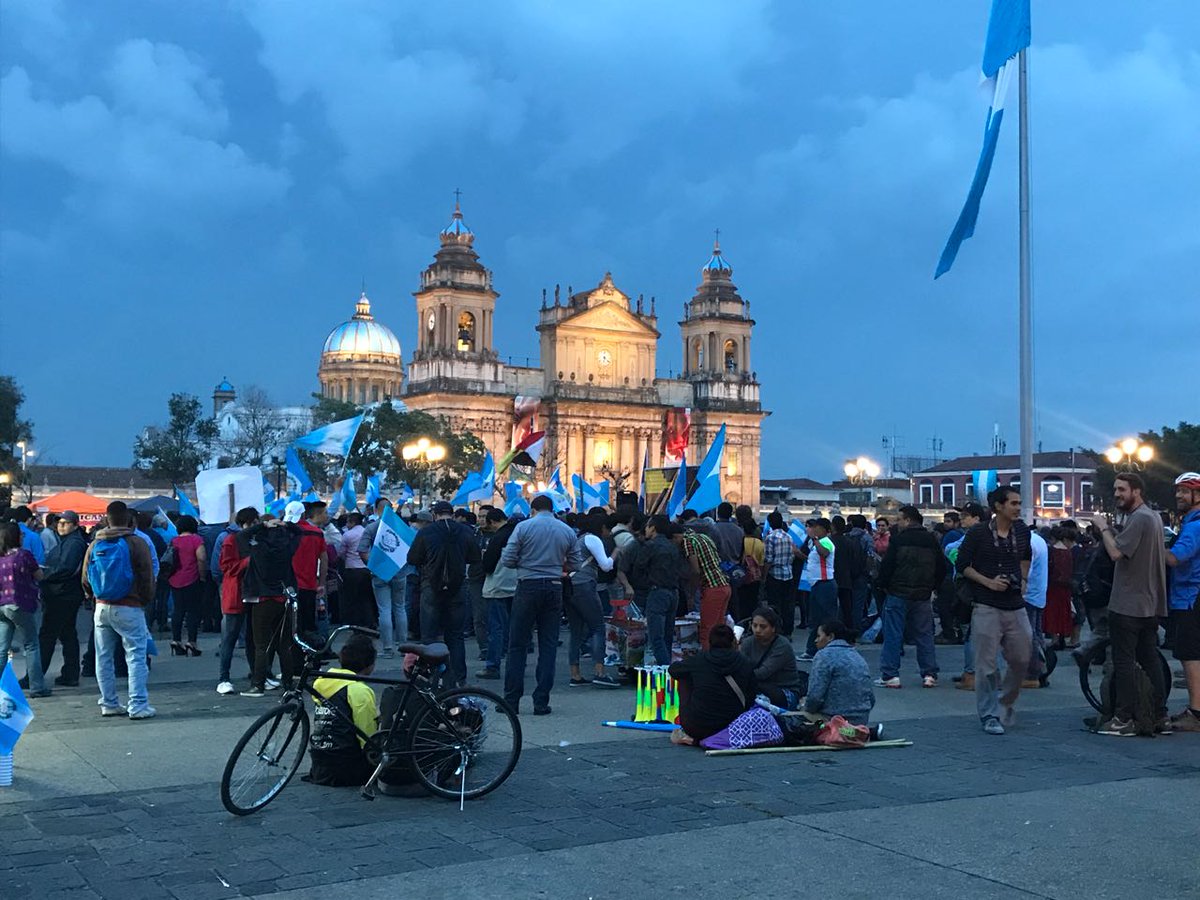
0;469;1195;748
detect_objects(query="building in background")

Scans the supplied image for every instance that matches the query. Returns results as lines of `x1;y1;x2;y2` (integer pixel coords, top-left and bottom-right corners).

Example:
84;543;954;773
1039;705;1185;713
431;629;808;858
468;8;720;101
910;451;1099;520
324;201;766;505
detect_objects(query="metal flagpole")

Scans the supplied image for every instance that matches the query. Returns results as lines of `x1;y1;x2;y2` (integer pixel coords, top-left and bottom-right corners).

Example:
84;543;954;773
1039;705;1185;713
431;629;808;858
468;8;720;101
1018;48;1034;521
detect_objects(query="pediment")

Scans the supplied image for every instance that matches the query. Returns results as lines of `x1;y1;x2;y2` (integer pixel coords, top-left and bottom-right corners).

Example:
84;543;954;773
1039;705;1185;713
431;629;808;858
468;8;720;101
556;300;659;337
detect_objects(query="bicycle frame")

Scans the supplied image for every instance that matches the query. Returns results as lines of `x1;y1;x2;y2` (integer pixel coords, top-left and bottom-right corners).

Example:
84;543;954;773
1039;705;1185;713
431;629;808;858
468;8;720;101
283;598;475;799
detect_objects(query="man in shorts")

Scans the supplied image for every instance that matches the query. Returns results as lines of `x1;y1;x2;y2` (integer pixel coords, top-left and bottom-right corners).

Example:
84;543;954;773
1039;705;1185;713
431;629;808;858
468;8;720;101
1166;472;1200;732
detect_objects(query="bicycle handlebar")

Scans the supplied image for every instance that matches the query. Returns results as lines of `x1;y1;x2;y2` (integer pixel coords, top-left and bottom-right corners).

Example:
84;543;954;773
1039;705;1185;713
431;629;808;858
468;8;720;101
286;596;380;660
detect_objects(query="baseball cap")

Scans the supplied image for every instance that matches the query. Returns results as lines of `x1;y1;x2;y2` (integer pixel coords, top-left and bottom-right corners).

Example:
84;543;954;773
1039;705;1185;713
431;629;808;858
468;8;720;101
414;510;435;523
59;510;80;525
283;500;306;524
431;500;455;515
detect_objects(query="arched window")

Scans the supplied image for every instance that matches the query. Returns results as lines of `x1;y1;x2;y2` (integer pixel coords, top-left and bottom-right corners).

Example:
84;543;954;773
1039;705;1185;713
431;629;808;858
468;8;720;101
457;311;476;352
694;339;704;370
724;339;738;372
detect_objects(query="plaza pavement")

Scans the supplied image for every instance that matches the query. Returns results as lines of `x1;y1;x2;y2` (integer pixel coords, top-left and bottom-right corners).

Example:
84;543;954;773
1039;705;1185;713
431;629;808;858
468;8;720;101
2;620;1198;900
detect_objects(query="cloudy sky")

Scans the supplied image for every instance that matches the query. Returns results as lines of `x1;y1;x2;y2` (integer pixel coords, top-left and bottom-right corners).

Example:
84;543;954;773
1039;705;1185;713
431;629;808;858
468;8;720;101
2;1;1197;480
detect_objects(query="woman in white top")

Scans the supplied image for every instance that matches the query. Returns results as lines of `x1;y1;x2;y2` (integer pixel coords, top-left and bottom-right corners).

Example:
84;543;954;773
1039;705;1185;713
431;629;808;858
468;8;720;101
567;516;621;688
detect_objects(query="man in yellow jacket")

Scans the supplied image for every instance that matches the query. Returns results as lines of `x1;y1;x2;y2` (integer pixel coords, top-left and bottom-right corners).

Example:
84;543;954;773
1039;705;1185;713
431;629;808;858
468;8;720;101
306;634;379;786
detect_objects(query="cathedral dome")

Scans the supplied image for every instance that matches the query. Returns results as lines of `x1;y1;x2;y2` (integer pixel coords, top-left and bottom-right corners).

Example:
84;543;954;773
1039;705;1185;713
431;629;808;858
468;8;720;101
322;292;402;360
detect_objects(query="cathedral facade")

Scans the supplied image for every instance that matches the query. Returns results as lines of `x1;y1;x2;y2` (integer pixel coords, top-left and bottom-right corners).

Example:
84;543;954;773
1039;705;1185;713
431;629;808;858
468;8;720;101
318;203;765;505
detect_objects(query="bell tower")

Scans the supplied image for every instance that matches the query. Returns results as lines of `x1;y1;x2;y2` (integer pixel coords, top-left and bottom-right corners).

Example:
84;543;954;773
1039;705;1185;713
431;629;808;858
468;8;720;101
412;195;499;361
679;235;754;381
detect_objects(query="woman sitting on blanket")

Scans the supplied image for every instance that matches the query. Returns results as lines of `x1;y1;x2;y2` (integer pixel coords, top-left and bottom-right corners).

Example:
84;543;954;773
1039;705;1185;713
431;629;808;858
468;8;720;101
803;619;876;727
669;624;757;745
739;606;805;709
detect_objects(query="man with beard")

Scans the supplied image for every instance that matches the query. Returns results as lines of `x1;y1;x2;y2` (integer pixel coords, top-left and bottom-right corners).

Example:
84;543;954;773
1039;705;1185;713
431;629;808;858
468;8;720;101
1090;472;1168;735
1165;472;1200;732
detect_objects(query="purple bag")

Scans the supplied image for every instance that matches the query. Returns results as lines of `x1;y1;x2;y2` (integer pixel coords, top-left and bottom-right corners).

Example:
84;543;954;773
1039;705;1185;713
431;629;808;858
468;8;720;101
699;707;784;751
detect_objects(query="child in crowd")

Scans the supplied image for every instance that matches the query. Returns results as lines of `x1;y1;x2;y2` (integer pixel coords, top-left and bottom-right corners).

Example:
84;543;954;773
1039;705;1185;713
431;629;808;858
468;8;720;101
305;634;380;787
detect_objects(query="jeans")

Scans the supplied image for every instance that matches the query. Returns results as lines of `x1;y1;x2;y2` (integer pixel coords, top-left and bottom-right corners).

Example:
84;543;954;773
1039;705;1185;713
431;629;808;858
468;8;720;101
420;582;467;687
94;604;150;713
171;580;203;643
645;587;677;666
879;595;938;679
972;604;1031;722
250;601;294;689
1026;605;1045;680
39;593;82;680
963;625;975;674
405;572;421;638
372;574;407;652
468;576;488;652
485;596;512;671
152;577;171;630
217;612;255;684
698;585;732;650
850;575;870;631
340;567;374;627
505;578;562;710
763;576;794;637
0;604;47;693
565;578;605;667
805;580;840;657
1109;611;1166;721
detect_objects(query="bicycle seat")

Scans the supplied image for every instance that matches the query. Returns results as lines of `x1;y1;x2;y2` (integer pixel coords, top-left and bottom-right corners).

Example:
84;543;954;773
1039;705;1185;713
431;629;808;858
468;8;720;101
397;642;450;663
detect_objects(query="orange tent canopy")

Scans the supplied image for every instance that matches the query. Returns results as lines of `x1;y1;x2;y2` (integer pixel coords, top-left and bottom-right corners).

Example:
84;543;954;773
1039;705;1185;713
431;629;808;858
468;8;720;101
31;491;113;515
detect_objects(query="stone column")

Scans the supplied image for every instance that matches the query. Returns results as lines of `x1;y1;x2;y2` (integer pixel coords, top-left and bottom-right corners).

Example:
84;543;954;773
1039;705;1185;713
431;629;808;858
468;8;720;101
583;429;595;479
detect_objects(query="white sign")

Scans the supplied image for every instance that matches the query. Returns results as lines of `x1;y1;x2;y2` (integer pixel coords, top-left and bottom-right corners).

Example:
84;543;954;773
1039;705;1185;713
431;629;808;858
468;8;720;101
197;466;265;524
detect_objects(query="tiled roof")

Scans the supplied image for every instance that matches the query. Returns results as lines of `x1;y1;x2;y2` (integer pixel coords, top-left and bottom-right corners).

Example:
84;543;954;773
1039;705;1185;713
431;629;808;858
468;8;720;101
25;465;174;491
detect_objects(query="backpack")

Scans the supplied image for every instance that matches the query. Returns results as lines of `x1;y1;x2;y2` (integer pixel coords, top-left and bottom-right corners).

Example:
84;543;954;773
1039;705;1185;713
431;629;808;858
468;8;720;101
1078;545;1114;609
720;559;747;589
159;543;178;579
88;536;135;601
429;522;467;593
741;551;762;586
247;525;298;595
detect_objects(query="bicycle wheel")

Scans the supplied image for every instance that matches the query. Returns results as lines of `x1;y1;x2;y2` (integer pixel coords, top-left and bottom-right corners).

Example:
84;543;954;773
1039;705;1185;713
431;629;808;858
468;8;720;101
406;687;521;801
221;701;310;816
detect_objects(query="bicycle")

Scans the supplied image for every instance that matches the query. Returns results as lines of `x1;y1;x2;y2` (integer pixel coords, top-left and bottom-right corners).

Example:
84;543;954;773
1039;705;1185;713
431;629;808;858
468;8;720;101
1075;637;1172;713
220;598;522;816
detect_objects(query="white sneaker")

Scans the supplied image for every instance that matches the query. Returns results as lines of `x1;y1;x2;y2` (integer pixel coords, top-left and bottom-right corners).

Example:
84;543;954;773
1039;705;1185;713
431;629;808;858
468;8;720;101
128;706;156;720
265;678;281;691
100;705;126;717
216;681;237;695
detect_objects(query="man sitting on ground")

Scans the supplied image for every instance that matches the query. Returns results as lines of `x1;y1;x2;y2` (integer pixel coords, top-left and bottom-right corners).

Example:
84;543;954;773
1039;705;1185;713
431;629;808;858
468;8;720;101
306;634;380;787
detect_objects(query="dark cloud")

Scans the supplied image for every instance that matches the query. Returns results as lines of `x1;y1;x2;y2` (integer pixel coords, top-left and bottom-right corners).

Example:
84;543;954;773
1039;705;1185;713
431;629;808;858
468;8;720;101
2;1;1197;479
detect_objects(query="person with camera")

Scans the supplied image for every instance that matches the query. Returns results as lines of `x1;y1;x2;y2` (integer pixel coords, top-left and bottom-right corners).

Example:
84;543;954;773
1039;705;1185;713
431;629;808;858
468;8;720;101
955;486;1032;735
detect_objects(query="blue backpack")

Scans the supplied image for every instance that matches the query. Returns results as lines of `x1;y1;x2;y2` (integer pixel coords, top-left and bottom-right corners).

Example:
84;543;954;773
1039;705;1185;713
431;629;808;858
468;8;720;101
88;537;135;601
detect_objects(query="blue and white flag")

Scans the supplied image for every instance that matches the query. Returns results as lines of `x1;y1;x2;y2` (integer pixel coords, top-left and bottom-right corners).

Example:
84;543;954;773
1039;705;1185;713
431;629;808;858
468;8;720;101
292;414;365;457
536;467;573;512
451;451;496;507
0;661;35;753
340;472;358;512
286;447;314;494
154;506;178;539
262;475;276;505
365;473;383;507
638;444;650;513
972;469;999;501
684;424;726;515
572;474;610;512
302;490;320;503
666;453;687;519
174;485;200;519
504;481;531;517
395;483;415;505
935;0;1031;278
787;519;808;550
366;505;417;582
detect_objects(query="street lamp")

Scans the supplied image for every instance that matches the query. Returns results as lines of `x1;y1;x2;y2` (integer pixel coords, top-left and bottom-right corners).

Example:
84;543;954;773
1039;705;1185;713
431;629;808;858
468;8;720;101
1104;438;1153;472
401;437;447;507
15;440;34;472
270;455;286;496
844;456;880;512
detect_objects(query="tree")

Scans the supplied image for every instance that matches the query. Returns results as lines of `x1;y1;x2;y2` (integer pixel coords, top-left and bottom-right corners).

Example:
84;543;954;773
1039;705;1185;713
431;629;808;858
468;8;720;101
310;392;360;427
0;375;33;459
1085;421;1200;516
133;393;219;483
219;385;288;467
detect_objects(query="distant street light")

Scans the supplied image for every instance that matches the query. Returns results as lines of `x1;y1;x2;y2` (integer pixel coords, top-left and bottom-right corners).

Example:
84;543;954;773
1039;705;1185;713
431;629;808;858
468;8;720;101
843;456;881;512
401;437;447;506
1105;438;1153;472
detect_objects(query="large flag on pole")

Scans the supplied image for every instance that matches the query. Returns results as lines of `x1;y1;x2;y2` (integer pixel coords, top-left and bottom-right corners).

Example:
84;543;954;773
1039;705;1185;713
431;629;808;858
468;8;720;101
935;0;1031;278
684;424;726;515
286;447;314;494
340;473;358;512
571;474;610;512
292;414;365;456
366;505;417;582
0;661;34;753
174;485;200;519
451;451;496;506
638;444;650;513
504;481;531;517
666;452;687;519
496;430;546;474
365;473;383;507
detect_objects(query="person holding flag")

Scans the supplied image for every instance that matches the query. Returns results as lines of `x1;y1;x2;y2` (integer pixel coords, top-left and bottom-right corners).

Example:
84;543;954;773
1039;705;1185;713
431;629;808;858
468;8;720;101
363;500;412;659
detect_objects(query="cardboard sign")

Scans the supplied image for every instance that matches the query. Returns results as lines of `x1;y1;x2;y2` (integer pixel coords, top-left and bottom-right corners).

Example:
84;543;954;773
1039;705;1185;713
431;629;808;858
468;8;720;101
196;466;265;524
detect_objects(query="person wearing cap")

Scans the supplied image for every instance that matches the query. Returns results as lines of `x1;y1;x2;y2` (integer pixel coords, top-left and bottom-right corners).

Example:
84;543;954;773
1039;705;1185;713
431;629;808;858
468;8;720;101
406;500;482;686
285;500;327;667
499;494;581;714
37;510;88;686
1166;472;1200;732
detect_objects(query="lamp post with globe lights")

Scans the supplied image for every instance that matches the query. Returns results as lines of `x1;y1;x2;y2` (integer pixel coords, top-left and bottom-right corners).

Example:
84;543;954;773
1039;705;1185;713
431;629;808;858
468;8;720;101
401;437;447;507
1104;437;1153;473
844;456;881;513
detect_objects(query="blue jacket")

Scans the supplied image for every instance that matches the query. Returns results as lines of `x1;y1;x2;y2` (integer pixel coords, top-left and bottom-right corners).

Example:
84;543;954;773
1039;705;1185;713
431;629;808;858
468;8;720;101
804;640;876;726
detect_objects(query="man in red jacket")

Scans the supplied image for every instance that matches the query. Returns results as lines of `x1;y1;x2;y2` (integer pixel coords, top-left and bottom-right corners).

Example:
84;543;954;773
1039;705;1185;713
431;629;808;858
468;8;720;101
216;507;259;695
287;501;328;670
